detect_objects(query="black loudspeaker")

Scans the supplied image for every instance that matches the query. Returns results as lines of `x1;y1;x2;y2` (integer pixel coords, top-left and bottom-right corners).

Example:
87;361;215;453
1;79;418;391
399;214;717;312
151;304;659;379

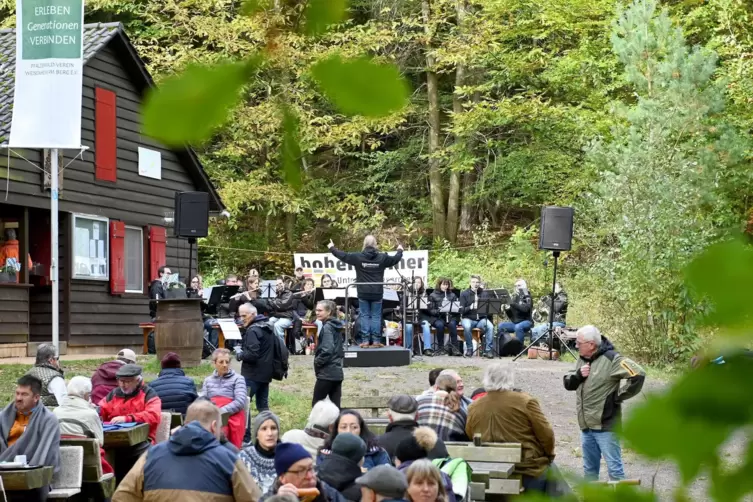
539;206;574;251
174;191;209;238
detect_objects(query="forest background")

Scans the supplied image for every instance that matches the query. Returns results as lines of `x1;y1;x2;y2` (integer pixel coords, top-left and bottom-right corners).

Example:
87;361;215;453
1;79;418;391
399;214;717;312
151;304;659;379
3;0;753;366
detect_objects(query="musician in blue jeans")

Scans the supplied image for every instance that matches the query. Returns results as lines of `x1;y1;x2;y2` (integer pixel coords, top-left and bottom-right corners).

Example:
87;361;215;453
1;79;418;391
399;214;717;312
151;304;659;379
329;236;403;347
459;275;495;358
497;279;533;343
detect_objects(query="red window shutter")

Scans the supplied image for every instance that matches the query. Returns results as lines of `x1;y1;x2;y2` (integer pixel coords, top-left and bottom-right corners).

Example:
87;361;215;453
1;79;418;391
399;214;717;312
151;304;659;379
110;221;126;295
95;88;117;182
149;226;167;281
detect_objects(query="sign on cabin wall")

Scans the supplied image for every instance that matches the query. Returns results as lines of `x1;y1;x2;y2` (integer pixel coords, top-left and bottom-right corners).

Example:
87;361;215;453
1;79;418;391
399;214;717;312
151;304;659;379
138;147;161;179
9;0;84;148
293;250;429;287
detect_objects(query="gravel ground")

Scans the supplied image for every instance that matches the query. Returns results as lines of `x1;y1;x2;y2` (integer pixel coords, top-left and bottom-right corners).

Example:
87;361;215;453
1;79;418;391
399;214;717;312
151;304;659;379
283;354;729;501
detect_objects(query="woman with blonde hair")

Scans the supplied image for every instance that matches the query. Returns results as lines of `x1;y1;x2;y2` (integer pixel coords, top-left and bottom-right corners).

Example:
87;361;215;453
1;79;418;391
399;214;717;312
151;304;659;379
405;459;450;502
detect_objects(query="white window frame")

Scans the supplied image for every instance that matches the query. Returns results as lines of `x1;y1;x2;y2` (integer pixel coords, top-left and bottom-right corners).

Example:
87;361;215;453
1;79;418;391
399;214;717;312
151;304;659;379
72;213;109;281
124;226;144;294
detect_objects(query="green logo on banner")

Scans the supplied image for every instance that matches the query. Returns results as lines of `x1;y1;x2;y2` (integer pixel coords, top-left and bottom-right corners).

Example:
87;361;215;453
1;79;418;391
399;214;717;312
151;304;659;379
21;0;83;60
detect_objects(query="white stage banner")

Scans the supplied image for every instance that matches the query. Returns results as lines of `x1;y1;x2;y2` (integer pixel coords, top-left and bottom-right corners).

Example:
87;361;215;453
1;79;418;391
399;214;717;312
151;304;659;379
294;250;429;287
9;0;84;148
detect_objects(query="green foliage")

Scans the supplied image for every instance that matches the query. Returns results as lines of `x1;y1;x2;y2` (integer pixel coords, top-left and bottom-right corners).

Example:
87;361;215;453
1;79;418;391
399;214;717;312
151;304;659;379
281;106;303;190
142;60;257;146
311;55;409;117
304;0;348;35
578;0;750;363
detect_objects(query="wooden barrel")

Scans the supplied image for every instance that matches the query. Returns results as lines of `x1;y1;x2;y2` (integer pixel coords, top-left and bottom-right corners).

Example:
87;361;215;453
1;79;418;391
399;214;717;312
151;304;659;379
155;298;203;367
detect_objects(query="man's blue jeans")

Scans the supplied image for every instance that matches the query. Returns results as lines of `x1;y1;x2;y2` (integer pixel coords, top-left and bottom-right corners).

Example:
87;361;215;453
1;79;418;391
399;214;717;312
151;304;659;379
531;321;565;342
246;379;270;412
581;429;625;481
204;318;219;348
460;318;494;352
498;320;533;343
358;299;383;344
404;321;432;351
269;317;293;341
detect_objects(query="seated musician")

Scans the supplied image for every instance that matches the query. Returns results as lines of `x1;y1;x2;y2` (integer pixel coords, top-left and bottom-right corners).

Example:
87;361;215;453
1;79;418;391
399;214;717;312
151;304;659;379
427;278;461;356
231;275;261;316
266;277;298;341
148;265;170;320
403;277;433;356
459;275;495;358
202;349;247;448
261;442;347;502
531;282;568;344
466;363;567;495
320;274;335;288
54;376;114;476
497;279;533;343
292;267;306;292
99;364;162;482
0;375;61;502
290;278;317;352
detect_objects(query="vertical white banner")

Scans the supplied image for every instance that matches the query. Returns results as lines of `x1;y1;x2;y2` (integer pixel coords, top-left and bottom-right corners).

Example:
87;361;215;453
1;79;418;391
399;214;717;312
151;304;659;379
9;0;84;148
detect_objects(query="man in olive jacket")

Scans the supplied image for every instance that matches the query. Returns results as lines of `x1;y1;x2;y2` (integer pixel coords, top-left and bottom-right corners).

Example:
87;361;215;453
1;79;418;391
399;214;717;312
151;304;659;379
563;325;645;481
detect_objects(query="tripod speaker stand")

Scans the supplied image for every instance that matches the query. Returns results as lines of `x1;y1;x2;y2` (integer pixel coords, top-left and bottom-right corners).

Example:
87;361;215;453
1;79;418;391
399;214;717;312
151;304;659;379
514;251;577;360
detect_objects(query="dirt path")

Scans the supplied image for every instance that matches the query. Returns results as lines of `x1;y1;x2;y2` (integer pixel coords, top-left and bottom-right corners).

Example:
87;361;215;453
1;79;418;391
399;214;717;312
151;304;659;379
285;354;717;500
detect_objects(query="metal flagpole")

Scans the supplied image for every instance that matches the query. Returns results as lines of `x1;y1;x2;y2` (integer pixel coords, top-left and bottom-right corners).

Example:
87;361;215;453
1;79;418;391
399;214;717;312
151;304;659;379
51;149;59;357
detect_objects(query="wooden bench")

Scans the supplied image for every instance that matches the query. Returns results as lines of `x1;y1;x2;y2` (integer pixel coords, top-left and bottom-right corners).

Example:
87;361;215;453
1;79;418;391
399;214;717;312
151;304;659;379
408;326;484;354
60;438;116;501
445;435;523;497
341;389;390;435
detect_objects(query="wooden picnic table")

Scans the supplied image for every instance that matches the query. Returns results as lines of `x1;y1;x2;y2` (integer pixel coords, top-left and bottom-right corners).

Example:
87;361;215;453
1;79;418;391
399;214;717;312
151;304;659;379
103;423;149;448
0;466;54;491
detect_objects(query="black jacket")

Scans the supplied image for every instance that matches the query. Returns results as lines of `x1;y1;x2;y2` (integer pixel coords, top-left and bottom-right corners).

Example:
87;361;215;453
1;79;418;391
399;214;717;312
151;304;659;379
240;315;275;383
427;290;460;324
330;246;403;301
459;288;490;320
552;291;568;323
506;291;532;324
317;453;362;502
315;318;345;382
377;420;449;461
264;290;297;319
294;291;315;318
148;280;165;318
149;368;198;415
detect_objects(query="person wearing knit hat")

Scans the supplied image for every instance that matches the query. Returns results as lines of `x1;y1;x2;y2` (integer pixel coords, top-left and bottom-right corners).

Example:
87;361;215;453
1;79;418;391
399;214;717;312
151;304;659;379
317;433;367;501
149;352;198;415
395;428;456;502
240;411;281;494
263;443;347;502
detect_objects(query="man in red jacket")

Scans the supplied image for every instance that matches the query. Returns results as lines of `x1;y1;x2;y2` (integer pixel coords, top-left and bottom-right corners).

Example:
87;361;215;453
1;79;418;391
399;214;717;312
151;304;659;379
91;348;137;404
99;364;162;483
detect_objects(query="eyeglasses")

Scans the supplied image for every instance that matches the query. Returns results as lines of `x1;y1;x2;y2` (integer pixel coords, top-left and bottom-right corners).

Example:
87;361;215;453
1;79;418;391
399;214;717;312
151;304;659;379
287;465;316;476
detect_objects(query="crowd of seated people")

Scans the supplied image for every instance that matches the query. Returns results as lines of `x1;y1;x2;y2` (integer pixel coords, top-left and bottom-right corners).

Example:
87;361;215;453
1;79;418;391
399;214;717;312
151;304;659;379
4;339;579;502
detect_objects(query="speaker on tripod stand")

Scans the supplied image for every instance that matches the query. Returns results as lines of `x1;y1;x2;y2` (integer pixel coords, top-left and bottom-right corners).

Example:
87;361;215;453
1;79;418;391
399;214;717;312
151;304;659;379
514;206;578;361
174;192;210;284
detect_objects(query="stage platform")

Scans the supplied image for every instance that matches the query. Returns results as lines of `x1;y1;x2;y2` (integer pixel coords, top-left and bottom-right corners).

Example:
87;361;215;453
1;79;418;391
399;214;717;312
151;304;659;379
343;345;411;368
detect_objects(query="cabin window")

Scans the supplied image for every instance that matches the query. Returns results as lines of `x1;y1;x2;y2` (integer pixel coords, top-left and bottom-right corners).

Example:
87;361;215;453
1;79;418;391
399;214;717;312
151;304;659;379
72;214;109;280
124;226;143;293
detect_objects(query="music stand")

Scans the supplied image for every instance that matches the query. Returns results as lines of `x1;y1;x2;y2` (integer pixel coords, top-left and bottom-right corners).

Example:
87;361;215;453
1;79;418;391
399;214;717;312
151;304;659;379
404;291;429;355
472;295;507;357
514;251;578;360
205;286;240;316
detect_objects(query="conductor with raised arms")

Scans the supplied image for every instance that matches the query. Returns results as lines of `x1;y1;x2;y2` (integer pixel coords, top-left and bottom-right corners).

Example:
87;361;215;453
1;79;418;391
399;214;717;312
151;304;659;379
328;235;403;348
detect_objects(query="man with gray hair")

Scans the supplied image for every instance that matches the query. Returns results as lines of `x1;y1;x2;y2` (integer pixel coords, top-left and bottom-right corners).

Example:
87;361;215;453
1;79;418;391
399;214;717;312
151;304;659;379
564;325;645;481
281;398;339;457
25;343;66;407
54;376;104;445
467;363;559;494
328;236;404;347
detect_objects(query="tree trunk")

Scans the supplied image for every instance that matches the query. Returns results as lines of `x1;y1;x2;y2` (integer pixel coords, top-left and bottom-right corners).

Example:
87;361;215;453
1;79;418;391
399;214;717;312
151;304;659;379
285;212;295;248
460;169;475;231
446;0;467;243
422;0;446;239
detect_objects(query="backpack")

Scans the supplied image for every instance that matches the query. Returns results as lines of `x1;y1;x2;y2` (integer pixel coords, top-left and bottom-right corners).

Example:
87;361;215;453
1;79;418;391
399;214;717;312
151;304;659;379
272;334;289;380
432;457;472;502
